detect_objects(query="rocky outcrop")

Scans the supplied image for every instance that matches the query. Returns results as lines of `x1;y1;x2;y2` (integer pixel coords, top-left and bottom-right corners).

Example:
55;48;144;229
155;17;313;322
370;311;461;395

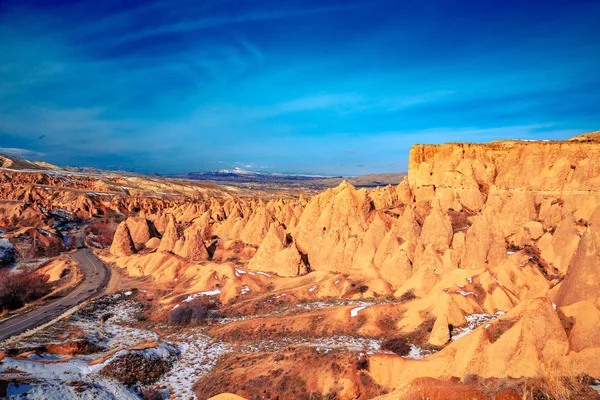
125;217;156;248
157;215;180;253
110;221;137;257
553;206;600;307
247;223;308;277
409;138;600;197
174;223;210;261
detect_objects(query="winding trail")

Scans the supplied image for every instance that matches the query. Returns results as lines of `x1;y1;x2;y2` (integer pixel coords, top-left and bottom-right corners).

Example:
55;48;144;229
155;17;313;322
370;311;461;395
0;248;109;342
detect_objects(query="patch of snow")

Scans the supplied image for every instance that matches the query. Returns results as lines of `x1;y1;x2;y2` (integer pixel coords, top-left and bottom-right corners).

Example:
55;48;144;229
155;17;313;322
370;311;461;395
171;304;180;311
182;289;222;302
274;293;286;299
507;251;517;255
0;238;16;265
334;280;340;284
157;332;231;400
403;344;437;360
257;271;272;277
124;291;133;296
0;356;140;399
236;335;381;355
27;353;66;361
241;286;251;295
485;324;491;329
456;290;476;297
350;306;367;317
308;285;317;292
467;277;473;284
451;311;505;341
553;303;557;310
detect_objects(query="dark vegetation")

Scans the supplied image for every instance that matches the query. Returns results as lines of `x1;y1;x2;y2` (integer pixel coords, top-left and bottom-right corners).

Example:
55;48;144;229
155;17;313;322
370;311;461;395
101;352;173;386
399;290;417;303
85;221;116;248
381;337;411;356
139;386;162;400
167;298;215;325
0;268;50;311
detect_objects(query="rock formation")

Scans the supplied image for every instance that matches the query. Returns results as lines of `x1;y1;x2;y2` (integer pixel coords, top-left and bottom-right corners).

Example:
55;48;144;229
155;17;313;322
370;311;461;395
110;221;137;257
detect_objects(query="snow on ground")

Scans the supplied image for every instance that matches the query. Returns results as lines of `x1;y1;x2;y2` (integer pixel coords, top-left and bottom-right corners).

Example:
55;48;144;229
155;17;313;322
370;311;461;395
456;290;477;297
294;299;379;312
0;238;16;265
232;335;382;355
0;294;170;399
403;344;438;360
0;356;140;400
235;268;246;277
182;289;222;302
451;311;506;341
350;306;367;317
73;296;158;349
157;332;231;400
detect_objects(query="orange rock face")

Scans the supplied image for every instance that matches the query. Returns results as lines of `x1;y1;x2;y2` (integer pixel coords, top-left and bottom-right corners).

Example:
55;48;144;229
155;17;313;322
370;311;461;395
110;221;137;257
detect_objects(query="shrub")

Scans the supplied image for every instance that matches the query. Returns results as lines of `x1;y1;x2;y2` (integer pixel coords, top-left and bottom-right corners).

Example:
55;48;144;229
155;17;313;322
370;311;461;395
101;352;172;386
140;386;162;400
381;337;411;356
357;356;369;371
168;299;210;325
0;268;50;311
399;290;417;303
376;314;398;331
86;221;116;248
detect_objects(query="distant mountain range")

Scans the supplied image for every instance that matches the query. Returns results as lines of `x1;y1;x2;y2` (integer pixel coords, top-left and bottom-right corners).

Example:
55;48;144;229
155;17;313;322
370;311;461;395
167;167;339;183
0;153;407;190
168;168;406;189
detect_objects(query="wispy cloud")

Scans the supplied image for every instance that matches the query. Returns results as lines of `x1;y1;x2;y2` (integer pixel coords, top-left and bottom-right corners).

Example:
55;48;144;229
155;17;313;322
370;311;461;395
86;3;365;44
0;0;598;175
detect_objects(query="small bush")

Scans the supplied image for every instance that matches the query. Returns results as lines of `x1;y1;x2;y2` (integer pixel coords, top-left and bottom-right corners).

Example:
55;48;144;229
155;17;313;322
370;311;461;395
376;314;398;331
86;221;116;248
381;337;411;356
357;356;369;371
101;352;172;386
0;268;50;311
399;290;417;303
140;386;162;400
168;299;210;325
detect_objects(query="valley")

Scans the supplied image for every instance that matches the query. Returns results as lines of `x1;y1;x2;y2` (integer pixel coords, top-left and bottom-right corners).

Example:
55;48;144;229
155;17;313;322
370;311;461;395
1;132;600;399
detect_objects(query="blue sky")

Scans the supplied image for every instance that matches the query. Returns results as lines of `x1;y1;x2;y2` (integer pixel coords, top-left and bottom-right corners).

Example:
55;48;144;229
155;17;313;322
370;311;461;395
0;0;599;175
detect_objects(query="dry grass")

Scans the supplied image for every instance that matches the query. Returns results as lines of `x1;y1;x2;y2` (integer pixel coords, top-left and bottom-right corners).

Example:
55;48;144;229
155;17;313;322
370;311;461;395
519;361;592;400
